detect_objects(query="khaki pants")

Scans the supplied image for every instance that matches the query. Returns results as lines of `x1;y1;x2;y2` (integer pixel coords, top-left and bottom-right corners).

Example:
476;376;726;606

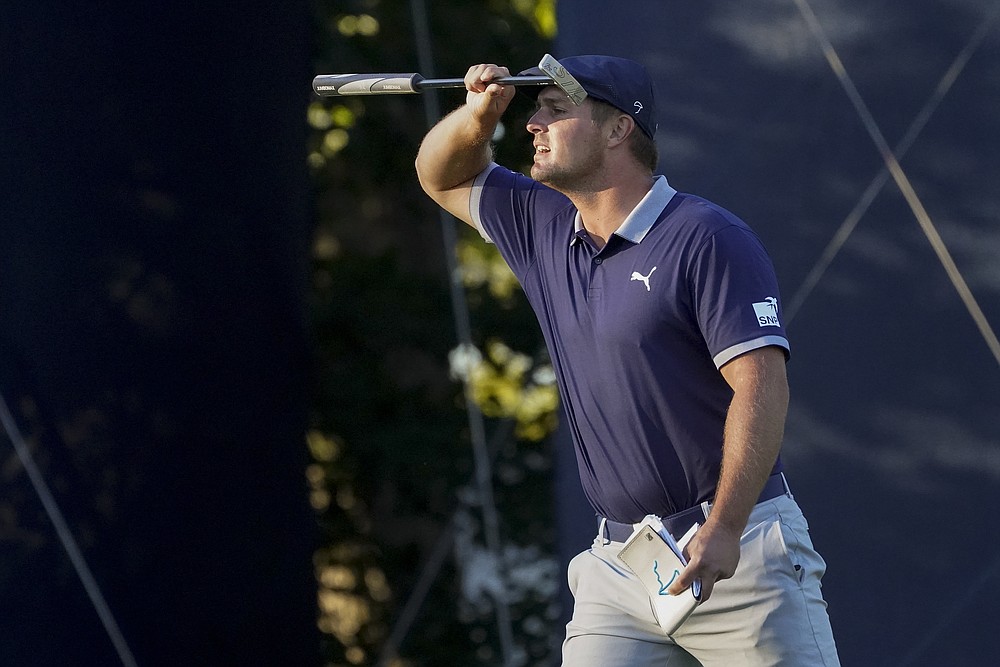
561;495;840;666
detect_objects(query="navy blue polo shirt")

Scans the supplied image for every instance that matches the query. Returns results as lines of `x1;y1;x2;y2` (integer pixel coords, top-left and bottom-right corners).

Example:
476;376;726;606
470;163;789;523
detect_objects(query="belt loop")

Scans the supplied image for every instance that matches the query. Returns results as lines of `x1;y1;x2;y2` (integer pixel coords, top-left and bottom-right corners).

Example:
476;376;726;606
598;517;610;545
780;472;793;499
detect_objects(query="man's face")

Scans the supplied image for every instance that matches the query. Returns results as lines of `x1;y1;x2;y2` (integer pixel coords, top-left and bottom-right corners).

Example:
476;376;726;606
526;88;607;190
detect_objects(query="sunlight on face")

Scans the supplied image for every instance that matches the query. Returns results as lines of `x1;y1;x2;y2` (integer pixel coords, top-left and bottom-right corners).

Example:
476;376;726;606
527;89;607;189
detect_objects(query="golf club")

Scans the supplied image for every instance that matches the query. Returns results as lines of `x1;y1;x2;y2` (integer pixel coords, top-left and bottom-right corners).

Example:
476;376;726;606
312;53;588;105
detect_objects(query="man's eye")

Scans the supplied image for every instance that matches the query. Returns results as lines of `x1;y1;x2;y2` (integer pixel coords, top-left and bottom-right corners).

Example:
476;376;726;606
552;107;566;114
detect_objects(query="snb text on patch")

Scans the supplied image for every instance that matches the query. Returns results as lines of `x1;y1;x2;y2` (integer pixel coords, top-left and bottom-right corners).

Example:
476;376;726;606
752;297;780;327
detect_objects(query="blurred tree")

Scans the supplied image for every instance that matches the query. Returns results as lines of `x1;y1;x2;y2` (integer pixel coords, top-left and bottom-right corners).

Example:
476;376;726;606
309;0;560;664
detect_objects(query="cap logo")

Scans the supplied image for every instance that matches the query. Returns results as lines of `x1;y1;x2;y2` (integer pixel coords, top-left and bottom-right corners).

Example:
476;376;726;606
633;101;644;114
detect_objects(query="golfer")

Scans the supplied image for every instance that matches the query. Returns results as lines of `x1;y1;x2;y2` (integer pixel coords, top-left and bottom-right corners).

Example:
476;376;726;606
415;55;840;666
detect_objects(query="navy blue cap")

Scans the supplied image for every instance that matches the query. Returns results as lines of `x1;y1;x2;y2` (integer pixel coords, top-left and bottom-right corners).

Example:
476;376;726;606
520;55;658;139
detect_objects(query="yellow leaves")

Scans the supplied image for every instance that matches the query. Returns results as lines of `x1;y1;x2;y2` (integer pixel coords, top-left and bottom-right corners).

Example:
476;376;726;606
511;0;558;38
308;102;362;168
452;340;559;441
317;588;369;641
315;548;393;657
330;105;356;128
307;429;341;462
308;102;357;132
365;567;392;602
450;240;560;440
323;129;350;154
513;381;560;441
336;14;380;38
307;103;332;130
306;430;344;510
456;238;521;302
320;564;357;589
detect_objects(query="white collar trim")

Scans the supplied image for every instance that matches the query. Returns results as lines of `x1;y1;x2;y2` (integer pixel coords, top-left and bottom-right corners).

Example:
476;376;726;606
571;175;677;245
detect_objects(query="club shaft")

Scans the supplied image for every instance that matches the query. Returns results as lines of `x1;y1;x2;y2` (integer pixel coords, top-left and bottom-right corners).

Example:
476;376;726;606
312;73;552;98
418;75;551;90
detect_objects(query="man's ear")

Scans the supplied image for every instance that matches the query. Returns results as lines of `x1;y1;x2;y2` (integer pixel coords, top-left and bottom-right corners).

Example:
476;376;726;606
607;113;636;147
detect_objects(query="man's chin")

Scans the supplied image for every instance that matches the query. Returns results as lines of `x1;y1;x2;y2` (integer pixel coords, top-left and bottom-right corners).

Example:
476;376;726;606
530;165;556;186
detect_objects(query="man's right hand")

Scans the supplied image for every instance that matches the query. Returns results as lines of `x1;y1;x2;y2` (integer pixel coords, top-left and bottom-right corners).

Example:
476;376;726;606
463;64;517;122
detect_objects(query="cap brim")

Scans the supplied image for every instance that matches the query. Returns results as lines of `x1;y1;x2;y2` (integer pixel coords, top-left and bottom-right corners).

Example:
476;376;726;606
516;66;548;98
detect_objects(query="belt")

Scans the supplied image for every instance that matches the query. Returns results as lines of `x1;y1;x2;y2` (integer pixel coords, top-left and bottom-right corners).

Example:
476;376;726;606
600;472;789;544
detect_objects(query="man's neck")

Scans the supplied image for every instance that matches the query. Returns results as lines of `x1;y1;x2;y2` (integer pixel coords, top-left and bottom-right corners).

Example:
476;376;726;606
569;173;655;249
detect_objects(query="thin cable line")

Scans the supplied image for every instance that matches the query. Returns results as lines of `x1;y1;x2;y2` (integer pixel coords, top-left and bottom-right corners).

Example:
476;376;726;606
403;0;518;664
897;553;1000;666
0;392;138;667
793;0;1000;367
377;518;457;667
785;7;999;323
377;418;517;667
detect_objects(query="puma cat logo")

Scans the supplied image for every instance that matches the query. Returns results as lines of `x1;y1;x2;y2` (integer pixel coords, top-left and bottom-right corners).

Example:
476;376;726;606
630;266;657;291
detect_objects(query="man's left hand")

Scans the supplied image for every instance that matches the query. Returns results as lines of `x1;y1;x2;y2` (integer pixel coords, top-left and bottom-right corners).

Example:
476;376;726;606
667;519;741;601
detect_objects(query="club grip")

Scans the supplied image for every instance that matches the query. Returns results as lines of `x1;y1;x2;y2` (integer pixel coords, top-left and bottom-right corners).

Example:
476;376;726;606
312;73;424;97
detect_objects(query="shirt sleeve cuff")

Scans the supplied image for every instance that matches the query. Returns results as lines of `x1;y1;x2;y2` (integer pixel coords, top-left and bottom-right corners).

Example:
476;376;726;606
469;162;500;243
713;336;790;368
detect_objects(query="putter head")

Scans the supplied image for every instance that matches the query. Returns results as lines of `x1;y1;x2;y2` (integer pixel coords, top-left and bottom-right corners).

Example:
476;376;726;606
534;54;588;105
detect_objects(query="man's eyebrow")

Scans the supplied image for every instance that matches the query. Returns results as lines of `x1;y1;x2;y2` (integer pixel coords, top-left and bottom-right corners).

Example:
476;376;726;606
536;92;571;107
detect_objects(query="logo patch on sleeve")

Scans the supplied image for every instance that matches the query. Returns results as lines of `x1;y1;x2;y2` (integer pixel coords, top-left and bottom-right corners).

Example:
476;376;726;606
752;297;780;327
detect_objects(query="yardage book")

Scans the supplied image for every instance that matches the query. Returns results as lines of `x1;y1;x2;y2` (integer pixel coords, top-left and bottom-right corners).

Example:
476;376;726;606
616;517;702;636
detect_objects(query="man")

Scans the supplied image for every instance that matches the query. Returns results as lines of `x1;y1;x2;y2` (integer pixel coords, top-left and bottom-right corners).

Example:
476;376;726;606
415;55;839;666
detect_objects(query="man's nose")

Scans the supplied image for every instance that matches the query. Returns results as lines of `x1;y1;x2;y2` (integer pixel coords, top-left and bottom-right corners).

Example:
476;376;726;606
526;112;545;133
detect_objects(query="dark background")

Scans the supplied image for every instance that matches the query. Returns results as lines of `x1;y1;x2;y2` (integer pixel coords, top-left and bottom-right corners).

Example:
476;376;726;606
2;2;317;665
556;1;1000;666
2;0;998;665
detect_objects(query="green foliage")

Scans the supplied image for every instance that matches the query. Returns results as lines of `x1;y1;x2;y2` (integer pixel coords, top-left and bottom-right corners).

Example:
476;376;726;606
310;1;559;664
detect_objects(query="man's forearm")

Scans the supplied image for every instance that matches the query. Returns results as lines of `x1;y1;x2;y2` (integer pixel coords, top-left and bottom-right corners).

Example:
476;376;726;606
415;103;497;194
669;347;788;600
711;347;789;533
